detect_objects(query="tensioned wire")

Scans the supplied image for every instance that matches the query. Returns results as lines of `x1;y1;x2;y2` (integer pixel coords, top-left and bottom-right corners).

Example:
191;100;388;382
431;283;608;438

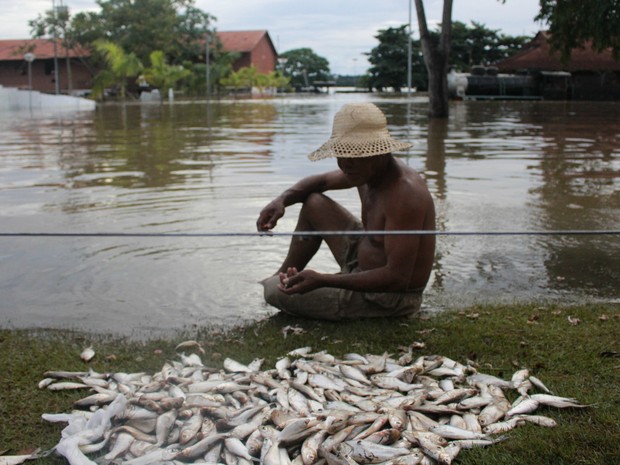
0;230;618;238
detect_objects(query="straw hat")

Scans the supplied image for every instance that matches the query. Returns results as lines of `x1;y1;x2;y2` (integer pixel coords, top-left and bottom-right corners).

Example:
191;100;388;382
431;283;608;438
308;103;412;161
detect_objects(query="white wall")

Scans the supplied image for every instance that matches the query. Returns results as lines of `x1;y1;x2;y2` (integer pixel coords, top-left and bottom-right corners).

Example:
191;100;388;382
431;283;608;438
0;86;96;112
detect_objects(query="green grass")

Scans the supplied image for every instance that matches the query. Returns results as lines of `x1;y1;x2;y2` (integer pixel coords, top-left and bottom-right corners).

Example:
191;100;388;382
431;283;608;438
1;302;619;464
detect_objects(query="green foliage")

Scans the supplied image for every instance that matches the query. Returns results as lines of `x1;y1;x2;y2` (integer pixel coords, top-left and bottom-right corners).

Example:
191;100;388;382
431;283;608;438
142;50;191;97
367;25;421;92
278;48;330;90
220;66;290;93
536;0;620;60
29;3;71;41
449;21;530;71
220;65;259;89
29;0;219;97
29;4;79;91
92;40;143;100
365;22;529;92
69;0;212;65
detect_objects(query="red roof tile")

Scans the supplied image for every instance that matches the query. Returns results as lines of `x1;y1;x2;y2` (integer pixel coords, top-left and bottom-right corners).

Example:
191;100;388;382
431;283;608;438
0;38;90;61
496;31;620;72
216;30;272;53
0;32;276;62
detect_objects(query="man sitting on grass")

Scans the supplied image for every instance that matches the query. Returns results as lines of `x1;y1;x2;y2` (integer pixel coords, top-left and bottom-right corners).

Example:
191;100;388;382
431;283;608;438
257;102;436;320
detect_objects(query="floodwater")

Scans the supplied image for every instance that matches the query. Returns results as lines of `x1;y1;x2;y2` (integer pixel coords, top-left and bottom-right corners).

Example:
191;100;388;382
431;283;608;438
1;94;619;337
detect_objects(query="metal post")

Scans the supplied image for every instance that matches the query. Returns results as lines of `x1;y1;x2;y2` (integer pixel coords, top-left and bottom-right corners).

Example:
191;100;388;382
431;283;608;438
25;53;35;113
52;0;60;94
205;29;210;99
407;0;412;96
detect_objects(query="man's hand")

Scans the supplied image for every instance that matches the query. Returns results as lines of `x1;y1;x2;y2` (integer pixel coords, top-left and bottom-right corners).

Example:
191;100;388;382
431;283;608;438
257;198;285;232
278;267;322;294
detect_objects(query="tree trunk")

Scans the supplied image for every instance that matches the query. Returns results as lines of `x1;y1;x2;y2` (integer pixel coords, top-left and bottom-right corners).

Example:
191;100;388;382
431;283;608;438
414;0;453;118
426;49;450;118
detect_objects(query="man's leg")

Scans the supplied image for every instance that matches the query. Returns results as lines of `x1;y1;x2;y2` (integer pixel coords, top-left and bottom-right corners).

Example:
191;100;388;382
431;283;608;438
277;193;359;273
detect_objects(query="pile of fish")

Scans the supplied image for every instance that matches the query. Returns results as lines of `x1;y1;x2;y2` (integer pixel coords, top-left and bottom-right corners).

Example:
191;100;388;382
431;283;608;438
38;345;588;465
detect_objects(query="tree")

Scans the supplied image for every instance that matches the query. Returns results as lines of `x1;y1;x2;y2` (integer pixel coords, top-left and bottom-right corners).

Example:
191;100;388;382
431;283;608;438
68;0;214;66
220;66;290;94
92;40;143;100
142;50;191;98
534;0;620;60
29;4;76;92
278;48;330;90
449;21;530;71
366;26;412;92
364;21;527;93
414;0;454;118
220;66;260;91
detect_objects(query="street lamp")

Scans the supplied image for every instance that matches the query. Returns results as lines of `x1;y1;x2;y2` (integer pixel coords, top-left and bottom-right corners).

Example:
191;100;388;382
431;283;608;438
24;52;35;113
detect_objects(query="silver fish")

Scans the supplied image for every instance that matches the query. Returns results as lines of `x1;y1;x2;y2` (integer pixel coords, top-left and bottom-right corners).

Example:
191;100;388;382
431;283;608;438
477;399;511;426
429;424;487;440
301;429;327;465
529;394;588;408
103;431;135;460
39;348;585;465
174;433;225;461
505;397;539;417
338;439;411;463
482;417;525;434
80;346;95;362
224;437;254;461
223;358;253;373
155;409;178;445
513;414;558;428
47;381;90;391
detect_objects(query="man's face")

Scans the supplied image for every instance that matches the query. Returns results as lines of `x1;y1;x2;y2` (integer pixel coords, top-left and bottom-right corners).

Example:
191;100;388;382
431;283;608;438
337;155;384;185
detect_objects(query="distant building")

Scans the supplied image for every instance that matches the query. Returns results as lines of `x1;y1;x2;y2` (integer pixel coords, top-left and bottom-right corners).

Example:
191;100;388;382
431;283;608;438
449;31;620;100
0;30;278;93
0;39;93;94
216;30;277;74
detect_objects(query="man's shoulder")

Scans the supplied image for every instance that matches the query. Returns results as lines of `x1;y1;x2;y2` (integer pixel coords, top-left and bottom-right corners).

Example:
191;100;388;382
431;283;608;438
386;163;433;207
392;162;427;192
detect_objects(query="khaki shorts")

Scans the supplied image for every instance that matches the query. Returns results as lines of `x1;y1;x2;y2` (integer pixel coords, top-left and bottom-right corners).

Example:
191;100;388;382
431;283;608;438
262;233;424;321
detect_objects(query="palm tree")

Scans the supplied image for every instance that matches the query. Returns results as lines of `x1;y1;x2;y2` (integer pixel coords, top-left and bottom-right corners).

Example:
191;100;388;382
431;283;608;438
92;40;143;100
141;50;191;100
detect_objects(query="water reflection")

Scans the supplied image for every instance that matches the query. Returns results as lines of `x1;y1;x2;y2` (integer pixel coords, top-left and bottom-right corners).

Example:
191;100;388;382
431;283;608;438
0;96;618;336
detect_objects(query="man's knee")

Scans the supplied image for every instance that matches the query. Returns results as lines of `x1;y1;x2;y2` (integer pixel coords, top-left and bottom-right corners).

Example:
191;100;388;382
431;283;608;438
300;192;331;214
262;275;281;306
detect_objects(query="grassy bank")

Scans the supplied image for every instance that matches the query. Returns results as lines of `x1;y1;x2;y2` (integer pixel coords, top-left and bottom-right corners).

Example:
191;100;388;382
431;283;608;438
1;302;619;464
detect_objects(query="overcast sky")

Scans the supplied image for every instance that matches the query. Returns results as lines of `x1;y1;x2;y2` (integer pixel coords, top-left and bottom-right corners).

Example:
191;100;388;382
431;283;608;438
1;0;544;74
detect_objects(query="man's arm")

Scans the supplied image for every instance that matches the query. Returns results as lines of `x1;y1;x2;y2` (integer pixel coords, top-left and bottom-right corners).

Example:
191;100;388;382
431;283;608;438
256;170;352;231
279;185;431;294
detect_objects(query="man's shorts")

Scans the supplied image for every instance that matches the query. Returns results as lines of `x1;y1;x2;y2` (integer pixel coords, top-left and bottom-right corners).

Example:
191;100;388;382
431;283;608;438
261;232;424;321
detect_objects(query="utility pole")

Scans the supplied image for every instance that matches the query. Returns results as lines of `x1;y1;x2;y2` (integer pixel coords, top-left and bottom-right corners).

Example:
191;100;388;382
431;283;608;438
407;0;412;96
52;0;60;94
25;52;35;113
205;19;210;99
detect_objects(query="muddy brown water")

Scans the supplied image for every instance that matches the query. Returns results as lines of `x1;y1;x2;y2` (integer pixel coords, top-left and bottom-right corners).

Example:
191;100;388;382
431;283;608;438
1;94;618;337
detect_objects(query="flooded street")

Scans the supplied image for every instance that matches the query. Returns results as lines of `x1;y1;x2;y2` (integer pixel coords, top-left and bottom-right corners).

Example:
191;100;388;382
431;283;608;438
0;94;618;337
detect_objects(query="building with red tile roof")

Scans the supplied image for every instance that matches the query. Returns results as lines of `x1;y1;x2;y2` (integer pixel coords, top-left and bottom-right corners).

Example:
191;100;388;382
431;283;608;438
453;31;620;100
494;32;620;100
0;38;93;93
216;30;277;74
495;31;620;73
0;30;278;94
